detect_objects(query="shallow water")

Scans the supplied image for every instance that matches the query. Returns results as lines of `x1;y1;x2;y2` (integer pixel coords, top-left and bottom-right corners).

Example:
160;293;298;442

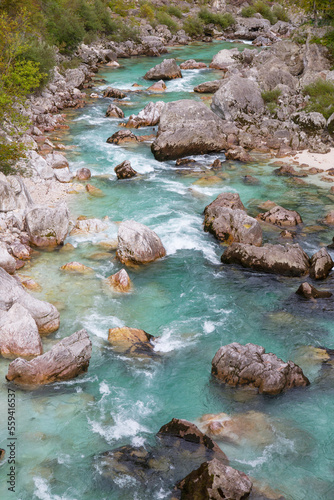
1;41;334;500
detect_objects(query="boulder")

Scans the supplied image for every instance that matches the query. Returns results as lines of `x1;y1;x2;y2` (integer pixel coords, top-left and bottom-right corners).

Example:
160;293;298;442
117;220;166;265
147;80;167;92
211;76;265;122
151;100;227;161
27;151;54;179
45;152;69;169
205;193;246;215
157;418;228;464
106;130;138;145
0;303;42;359
212;342;310;395
257;57;297;91
11;243;31;260
209;48;239;70
54;167;72;183
105;269;132;292
194;80;223;93
126;101;165;128
291;112;327;134
25;203;69;247
65;68;86;89
0;175;33;212
233;17;271;40
76;167;91;180
271;41;304;76
108;327;155;356
225;146;252;162
144;58;182;80
0;242;16;274
257;205;302;227
105;103;125;118
209;158;222;170
309;248;333;280
296;282;332;299
114;160;137;179
221;242;310;277
60;262;94;274
103;87;126;99
204;207;262;246
0;267;59;334
175;459;252;500
6;329;92;387
180;60;207;70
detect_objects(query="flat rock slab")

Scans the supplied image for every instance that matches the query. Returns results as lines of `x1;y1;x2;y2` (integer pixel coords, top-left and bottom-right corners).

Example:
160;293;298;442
212;342;310;395
6;329;92;387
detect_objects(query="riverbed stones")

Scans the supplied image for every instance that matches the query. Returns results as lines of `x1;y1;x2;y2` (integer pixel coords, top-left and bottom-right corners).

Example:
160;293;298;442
257;205;303;227
106;269;132;292
204;207;262;246
309;248;333;280
0;303;42;359
221;242;310;277
108;327;155;356
25;203;69;247
0;242;16;274
117;220;166;265
296;282;332;299
144;58;182;80
76;167;91;180
174;458;253;500
6;329;92;387
105;103;124;118
212;343;310;395
126;101;165;128
211;75;265;122
151;100;227;161
106;130;138;145
0;267;59;334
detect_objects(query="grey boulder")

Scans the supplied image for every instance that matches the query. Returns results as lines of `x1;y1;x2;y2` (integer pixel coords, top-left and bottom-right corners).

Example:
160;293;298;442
204;207;262;246
257;205;302;227
144;58;182;80
0;242;16;274
25;203;69;247
117;220;166;265
310;248;333;280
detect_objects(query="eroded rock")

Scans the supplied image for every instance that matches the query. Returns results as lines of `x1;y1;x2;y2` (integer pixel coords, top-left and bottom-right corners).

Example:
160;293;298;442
76;168;91;181
25;203;69;247
310;248;333;280
296;282;332;299
204;207;262;246
106;130;138;145
106;103;125;118
126;101;165;128
108;327;154;356
114;161;137;179
105;269;132;292
117;220;166;265
144;58;182;80
257;205;302;227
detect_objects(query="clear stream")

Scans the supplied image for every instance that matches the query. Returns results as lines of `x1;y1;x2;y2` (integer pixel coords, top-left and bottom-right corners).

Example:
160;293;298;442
0;41;333;500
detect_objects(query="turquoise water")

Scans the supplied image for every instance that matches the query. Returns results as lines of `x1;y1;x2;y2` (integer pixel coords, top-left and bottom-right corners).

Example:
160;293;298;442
1;41;334;499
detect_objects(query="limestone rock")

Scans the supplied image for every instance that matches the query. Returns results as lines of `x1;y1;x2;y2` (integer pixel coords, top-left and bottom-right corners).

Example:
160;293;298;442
151;100;227;161
103;87;126;99
144;58;182;80
211;76;265;122
296;282;332;299
180;59;207;70
6;329;92;387
0;303;42;359
105;103;124;118
45;152;69;169
175;458;252;500
108;326;154;356
257;205;302;227
309;248;333;280
0;267;59;334
106;130;138;145
194;80;223;93
54;167;72;183
204;207;262;246
221;242;310;277
0;175;33;212
106;269;132;292
147;80;167;92
225;146;252;162
209;48;239;70
71;217;108;235
60;262;94;274
117;220;166;265
0;242;16;274
126;101;165;128
212;342;310;395
291;112;327;134
25;203;69;247
114;161;137;179
76;168;91;181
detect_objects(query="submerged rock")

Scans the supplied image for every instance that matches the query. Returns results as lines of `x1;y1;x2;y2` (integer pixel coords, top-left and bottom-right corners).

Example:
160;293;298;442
60;262;94;274
6;329;92;387
174;458;252;500
114;160;137;179
85;184;105;197
257;205;302;227
0;303;42;359
144;58;182;80
117;220;166;265
204;207;262;246
296;282;332;299
25;203;69;247
151;100;227;161
108;327;155;356
0;267;59;334
309;248;333;280
212;343;310;395
105;269;132;292
221;242;310;277
76;168;91;181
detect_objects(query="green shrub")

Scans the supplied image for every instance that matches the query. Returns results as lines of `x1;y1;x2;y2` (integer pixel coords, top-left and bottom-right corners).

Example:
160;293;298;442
241;6;256;18
140;3;155;21
183;16;204;37
303;79;334;119
156;12;178;32
167;6;183;19
198;8;235;29
0;142;26;176
110;21;140;42
108;0;133;17
20;39;56;87
262;88;281;113
272;4;289;23
253;1;276;24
